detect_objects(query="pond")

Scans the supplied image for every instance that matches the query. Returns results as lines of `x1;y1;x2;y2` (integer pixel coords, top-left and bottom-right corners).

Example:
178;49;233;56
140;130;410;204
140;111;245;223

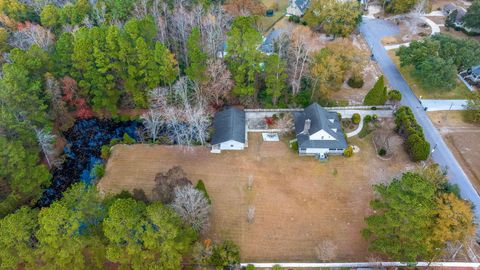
37;119;140;207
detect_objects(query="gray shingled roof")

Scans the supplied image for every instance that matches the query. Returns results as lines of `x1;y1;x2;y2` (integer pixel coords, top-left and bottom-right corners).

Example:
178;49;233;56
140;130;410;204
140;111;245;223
260;29;287;54
294;0;310;13
472;65;480;75
294;103;347;150
211;107;245;145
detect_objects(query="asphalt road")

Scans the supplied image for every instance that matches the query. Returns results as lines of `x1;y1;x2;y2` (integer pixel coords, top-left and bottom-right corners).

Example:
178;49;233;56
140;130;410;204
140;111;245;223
359;18;480;227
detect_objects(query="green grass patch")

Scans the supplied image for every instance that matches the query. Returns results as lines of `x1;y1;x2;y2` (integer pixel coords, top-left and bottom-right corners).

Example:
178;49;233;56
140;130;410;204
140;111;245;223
388;50;470;99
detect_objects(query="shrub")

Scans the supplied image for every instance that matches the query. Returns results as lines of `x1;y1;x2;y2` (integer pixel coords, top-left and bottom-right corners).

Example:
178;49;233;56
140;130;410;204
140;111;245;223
122;133;135;144
364;115;372;123
344;145;353;157
347;75;364;88
109;138;121;146
378;148;387;156
364;75;387;106
195;180;211;204
351;113;361;124
101;145;111;160
289;15;301;23
388;90;402;102
210;240;240;268
92;163;105;179
272;265;282;270
291;140;299;151
337;112;342;120
246;264;256;270
372;114;378;121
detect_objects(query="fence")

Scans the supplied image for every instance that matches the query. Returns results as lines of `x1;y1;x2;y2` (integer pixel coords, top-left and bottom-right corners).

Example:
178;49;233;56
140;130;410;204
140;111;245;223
244;105;394;112
240;261;480;268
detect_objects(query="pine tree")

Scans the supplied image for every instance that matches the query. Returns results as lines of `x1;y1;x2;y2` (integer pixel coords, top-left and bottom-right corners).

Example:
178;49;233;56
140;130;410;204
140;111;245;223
186;27;208;82
265;54;288;106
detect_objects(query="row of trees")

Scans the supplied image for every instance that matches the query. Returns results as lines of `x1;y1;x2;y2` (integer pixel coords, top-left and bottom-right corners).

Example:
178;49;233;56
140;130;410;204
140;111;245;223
0;179;239;269
363;165;475;261
394;106;431;161
397;34;480;90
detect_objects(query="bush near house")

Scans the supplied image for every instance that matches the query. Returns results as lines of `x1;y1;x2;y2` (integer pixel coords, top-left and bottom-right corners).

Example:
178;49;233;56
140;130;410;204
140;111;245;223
388;90;402;102
394;106;430;161
364;76;387;106
344;145;354;157
351;113;361;124
347;75;364;88
195;180;211;204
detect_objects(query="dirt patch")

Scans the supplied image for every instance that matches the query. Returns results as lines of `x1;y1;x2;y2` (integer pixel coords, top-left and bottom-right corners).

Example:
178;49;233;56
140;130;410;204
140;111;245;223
98;133;413;262
428;111;480;192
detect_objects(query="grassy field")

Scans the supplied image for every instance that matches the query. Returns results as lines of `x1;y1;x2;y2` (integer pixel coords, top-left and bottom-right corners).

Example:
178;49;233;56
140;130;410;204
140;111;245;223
98;133;414;261
387;50;471;99
257;0;289;33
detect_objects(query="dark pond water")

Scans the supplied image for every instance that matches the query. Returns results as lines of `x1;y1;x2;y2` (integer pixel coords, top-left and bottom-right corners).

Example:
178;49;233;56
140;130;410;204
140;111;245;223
37;119;140;207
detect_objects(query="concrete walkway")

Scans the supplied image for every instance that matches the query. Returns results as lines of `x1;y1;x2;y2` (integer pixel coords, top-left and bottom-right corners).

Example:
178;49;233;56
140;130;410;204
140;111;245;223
332;109;394;137
346;115;364;137
420;99;468;111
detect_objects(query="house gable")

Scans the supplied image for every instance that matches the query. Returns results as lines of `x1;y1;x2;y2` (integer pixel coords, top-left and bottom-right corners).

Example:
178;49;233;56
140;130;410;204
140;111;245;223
310;129;337;141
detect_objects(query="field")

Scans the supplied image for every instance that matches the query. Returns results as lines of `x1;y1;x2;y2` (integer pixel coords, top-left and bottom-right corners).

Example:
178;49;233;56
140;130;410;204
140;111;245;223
428;111;480;192
388;50;471;99
98;133;413;261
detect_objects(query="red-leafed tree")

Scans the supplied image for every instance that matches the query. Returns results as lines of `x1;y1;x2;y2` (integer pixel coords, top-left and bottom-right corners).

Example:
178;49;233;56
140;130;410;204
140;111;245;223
60;76;94;119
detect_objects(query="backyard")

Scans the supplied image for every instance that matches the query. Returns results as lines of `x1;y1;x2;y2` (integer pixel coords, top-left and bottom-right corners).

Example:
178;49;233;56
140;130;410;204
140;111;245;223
257;0;289;33
98;132;414;261
388;49;471;99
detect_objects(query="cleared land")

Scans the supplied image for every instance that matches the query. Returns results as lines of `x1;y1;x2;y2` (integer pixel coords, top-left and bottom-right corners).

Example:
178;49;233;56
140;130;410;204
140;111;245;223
257;0;289;33
428;111;480;192
98;133;413;261
388;49;471;99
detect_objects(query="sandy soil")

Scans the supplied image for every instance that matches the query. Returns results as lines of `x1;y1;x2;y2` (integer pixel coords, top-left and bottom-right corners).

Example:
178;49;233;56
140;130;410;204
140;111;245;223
98;132;413;262
428;111;480;192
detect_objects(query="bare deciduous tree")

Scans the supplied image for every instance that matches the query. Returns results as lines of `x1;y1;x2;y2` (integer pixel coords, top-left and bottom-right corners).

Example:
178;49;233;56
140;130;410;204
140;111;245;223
201;59;233;106
288;26;313;95
172;185;211;233
315;240;337;261
247;175;254;190
141;109;164;143
149;77;212;148
247;205;255;223
34;128;57;168
200;6;232;58
10;22;55;50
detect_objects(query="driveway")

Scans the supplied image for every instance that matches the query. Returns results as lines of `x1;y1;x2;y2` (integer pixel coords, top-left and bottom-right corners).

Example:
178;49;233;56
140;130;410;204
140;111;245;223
360;17;480;228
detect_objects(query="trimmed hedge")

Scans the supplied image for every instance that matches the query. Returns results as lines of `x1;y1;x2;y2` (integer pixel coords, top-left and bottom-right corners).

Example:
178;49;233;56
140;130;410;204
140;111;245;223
364;75;387;105
394;106;430;161
351;113;361;124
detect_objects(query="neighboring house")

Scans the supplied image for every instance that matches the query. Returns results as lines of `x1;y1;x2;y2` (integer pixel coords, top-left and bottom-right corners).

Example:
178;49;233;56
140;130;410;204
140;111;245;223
442;3;458;15
463;65;480;84
259;28;287;55
210;107;246;153
293;103;347;159
286;0;310;16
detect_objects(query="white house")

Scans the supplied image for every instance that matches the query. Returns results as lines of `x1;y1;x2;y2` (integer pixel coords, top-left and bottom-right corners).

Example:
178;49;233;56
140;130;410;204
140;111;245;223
210;107;246;153
293;103;347;159
286;0;310;17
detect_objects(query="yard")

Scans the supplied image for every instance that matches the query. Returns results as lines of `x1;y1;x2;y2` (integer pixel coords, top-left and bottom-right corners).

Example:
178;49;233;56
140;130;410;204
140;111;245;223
98;132;413;262
388;49;471;99
428;111;480;192
257;0;289;33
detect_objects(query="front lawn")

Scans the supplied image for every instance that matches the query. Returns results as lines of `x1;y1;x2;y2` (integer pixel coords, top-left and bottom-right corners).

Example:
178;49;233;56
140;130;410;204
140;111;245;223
387;49;471;99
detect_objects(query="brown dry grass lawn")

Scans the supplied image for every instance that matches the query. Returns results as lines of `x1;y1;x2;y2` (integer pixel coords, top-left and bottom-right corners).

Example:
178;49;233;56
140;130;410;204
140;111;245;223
428;111;480;192
98;133;413;262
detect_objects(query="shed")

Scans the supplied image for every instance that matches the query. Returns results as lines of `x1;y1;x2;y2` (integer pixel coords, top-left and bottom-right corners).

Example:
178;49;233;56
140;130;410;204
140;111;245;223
211;107;246;153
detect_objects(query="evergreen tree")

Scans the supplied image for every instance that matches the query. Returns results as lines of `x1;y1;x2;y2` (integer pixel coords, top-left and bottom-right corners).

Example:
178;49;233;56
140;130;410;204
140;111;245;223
464;0;480;29
226;16;263;100
53;32;74;77
186;27;208;82
363;75;387;105
264;54;288;106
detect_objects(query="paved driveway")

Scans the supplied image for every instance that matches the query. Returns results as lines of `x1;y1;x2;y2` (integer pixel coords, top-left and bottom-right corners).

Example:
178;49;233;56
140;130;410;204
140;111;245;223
360;18;480;228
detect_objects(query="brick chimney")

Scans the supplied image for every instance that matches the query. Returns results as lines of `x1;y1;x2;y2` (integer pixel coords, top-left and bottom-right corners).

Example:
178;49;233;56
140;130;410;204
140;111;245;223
303;118;311;134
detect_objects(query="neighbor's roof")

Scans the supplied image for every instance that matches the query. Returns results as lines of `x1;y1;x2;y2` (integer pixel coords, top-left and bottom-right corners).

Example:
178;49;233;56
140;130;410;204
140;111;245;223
259;29;287;54
443;3;457;13
472;65;480;75
293;0;310;13
455;7;467;21
294;103;347;149
211;107;246;145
